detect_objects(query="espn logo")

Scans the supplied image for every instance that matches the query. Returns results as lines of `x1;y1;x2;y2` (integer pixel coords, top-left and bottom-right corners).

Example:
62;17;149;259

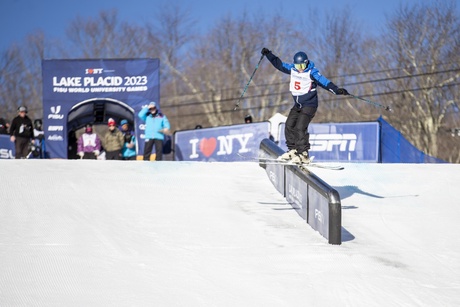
310;134;357;152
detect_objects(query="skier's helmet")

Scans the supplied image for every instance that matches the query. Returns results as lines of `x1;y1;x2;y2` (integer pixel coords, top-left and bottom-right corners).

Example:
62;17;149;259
293;51;308;71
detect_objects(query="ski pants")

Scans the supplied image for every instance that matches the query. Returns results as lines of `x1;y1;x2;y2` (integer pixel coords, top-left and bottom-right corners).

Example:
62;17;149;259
14;136;30;159
106;150;121;160
285;106;317;154
143;139;164;161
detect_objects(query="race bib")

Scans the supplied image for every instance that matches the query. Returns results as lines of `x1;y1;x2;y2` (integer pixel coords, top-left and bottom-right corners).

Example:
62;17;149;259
289;69;313;95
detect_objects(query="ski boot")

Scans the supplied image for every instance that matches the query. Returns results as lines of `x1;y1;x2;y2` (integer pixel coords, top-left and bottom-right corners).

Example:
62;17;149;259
291;151;311;165
279;149;297;161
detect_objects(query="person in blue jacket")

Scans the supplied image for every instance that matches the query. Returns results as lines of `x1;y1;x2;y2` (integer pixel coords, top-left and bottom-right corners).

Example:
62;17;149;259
120;119;137;160
261;47;349;164
138;101;170;161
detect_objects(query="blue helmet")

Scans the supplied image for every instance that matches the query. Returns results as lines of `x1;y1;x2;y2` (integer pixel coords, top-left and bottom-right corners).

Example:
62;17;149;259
293;51;308;64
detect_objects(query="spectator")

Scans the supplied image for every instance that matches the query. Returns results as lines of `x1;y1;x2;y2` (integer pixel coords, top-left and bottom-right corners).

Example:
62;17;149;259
31;119;45;158
33;119;44;140
244;114;253;124
120;119;137;160
77;123;101;160
138;101;170;161
195;125;203;129
0;117;9;134
104;118;124;160
9;106;34;159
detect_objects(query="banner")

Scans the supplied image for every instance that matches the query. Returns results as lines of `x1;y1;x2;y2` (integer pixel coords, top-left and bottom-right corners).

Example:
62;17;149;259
42;59;160;158
0;135;15;159
174;122;271;161
278;122;380;162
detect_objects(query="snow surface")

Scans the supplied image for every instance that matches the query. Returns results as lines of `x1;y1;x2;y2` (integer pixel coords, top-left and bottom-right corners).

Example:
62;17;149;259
1;160;460;306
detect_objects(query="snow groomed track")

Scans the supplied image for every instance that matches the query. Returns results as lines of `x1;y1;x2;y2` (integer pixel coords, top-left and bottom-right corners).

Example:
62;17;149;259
1;159;460;306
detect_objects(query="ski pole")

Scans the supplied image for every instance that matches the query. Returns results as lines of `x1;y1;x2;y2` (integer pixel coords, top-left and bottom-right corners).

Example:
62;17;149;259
234;54;265;110
348;93;393;112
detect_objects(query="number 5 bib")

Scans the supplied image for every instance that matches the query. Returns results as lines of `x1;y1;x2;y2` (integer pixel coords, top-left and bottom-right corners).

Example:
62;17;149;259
289;69;313;96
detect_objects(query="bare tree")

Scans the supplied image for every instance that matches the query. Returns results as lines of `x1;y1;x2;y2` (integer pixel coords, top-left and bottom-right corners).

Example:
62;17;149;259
305;7;371;122
0;32;45;122
376;1;460;161
65;9;160;59
162;12;302;130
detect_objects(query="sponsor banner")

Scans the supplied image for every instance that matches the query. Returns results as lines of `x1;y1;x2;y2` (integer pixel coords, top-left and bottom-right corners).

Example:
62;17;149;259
264;163;284;196
278;122;380;162
174;122;270;161
0;135;15;159
285;168;308;219
42;59;160;158
308;189;329;238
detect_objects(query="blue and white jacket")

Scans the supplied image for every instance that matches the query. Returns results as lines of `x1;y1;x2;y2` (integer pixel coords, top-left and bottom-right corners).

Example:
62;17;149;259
138;107;171;141
265;51;339;108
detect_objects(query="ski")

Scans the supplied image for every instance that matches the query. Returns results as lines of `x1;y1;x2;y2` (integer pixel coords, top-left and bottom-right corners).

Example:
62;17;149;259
239;154;344;170
259;159;344;170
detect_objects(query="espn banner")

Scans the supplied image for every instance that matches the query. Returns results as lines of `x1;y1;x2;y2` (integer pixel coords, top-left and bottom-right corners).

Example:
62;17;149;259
278;122;380;162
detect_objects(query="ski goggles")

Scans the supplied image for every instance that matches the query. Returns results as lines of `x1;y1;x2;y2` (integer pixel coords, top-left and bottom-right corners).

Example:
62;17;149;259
294;63;307;71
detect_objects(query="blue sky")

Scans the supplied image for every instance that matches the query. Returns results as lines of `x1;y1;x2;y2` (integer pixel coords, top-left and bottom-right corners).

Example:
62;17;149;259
0;0;452;52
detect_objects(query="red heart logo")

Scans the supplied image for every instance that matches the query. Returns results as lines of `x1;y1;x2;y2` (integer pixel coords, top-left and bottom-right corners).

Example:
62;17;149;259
199;137;217;157
88;69;94;74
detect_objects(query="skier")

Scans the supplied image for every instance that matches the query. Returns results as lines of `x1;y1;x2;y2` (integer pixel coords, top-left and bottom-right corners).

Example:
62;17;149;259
261;48;349;164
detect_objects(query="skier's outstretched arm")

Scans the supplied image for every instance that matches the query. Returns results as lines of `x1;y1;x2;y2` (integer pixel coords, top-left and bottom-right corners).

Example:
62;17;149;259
261;48;291;74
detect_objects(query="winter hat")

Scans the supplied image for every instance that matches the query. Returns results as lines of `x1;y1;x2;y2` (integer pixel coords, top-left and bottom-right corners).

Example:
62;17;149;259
120;119;128;126
108;118;116;126
148;101;156;108
18;106;28;113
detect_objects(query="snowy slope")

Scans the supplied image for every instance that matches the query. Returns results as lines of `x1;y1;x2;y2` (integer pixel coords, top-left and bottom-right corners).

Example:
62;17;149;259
0;160;459;306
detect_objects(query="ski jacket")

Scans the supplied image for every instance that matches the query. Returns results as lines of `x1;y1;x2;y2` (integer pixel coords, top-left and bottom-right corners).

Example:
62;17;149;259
103;128;124;152
138;107;171;141
265;51;339;108
77;132;101;153
122;132;137;158
9;115;33;139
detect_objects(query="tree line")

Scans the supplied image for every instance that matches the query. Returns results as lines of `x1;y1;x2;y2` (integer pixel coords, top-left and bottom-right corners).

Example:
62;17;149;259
0;1;459;162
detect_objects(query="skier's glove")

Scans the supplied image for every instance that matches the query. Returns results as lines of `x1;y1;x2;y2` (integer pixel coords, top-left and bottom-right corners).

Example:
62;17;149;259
261;48;271;56
93;150;100;156
336;88;349;95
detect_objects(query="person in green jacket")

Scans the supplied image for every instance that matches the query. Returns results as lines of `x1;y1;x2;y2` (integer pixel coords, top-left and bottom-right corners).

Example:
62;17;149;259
104;118;124;160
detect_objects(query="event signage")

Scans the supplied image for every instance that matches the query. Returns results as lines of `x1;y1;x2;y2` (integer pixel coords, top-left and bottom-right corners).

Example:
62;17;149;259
278;122;380;162
0;135;14;159
174;122;271;161
42;59;160;158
